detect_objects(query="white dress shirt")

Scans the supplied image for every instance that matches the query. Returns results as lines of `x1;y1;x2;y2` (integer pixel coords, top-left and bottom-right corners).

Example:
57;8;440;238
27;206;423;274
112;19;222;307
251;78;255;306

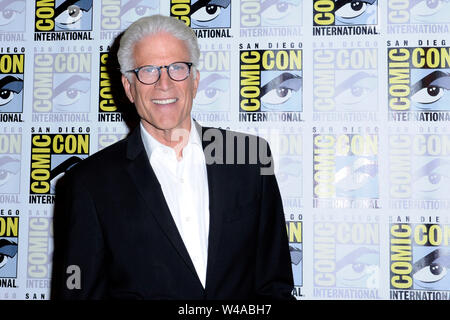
140;119;210;288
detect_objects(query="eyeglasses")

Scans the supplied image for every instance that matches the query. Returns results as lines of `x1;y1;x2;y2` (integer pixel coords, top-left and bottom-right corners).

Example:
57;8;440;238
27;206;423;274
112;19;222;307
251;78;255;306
126;62;193;85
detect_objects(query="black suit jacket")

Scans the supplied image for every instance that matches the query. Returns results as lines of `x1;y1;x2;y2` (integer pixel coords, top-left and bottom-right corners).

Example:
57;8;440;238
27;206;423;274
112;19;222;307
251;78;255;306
51;123;294;300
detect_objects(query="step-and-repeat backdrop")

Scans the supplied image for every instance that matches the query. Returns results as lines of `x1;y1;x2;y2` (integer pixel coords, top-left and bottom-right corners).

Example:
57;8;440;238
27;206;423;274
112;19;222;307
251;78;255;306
1;0;450;300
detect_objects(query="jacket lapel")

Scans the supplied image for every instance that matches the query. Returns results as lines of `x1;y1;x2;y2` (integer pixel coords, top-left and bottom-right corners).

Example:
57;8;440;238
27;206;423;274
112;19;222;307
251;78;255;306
197;124;225;288
125;126;200;282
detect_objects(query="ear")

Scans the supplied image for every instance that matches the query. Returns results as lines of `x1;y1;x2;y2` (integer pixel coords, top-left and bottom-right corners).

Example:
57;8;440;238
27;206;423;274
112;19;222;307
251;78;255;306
121;74;135;103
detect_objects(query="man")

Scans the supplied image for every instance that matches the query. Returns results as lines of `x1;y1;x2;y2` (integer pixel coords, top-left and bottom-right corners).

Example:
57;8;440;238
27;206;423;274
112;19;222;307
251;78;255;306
51;14;293;300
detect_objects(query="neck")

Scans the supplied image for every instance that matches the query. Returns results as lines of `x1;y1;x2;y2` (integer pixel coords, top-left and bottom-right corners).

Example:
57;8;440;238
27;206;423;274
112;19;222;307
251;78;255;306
141;120;191;159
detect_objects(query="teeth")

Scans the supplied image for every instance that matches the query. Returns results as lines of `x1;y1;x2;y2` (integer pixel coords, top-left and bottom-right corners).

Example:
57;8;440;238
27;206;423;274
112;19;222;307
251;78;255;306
152;98;177;105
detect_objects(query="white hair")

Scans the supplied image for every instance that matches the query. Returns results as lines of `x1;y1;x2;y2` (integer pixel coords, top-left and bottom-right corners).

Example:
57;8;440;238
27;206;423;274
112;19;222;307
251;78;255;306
117;15;200;82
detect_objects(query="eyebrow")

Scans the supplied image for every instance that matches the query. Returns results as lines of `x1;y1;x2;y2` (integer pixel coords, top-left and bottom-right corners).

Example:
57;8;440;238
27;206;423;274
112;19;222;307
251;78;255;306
0;76;23;93
0;0;25;11
411;70;450;95
0;239;18;258
260;72;302;96
55;0;92;17
0;155;20;167
335;0;377;11
53;75;90;97
191;0;230;13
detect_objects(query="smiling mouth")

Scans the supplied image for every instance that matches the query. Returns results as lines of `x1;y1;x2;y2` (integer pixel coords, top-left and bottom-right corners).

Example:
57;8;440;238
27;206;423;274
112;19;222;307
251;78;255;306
152;98;178;105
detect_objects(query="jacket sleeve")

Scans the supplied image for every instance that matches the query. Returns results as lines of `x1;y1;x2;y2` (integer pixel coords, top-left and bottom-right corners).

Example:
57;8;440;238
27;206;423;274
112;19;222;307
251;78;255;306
254;141;295;300
51;170;108;299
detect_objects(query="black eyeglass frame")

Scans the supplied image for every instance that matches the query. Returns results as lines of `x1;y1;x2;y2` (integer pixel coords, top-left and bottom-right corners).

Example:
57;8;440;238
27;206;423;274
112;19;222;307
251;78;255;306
126;62;193;85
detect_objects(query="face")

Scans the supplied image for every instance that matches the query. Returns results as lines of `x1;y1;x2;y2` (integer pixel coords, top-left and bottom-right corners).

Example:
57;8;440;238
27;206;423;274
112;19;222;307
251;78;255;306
122;32;199;136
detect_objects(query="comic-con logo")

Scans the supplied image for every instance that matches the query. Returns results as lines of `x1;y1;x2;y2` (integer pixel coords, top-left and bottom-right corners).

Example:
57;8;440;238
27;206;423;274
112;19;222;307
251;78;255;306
0;133;21;204
239;47;302;122
313;129;379;209
0;52;24;122
388;43;450;121
0;217;19;282
32;50;91;121
388;0;450;25
29;131;89;204
0;0;26;33
314;219;380;299
390;222;450;298
313;0;378;36
34;0;93;41
388;131;450;209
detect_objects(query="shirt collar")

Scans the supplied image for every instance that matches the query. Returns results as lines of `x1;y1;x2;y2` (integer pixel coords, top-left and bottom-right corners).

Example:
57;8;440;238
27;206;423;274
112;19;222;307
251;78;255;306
140;118;202;159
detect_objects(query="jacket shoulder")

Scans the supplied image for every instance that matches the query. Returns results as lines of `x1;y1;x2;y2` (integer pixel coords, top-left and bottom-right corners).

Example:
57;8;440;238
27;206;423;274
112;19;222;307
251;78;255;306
65;135;130;181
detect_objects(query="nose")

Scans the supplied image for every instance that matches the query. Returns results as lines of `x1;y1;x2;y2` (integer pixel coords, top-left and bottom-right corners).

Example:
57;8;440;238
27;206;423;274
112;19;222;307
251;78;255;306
155;66;172;89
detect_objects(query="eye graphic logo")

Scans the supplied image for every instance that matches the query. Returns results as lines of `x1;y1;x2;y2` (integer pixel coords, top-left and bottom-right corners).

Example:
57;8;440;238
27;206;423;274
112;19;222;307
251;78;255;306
100;0;160;32
410;69;450;112
335;70;377;111
260;71;302;112
195;73;229;111
314;0;378;26
261;0;302;27
120;0;159;29
0;0;26;32
336;246;379;289
53;74;90;113
413;247;450;291
335;156;379;199
0;75;23;113
54;0;92;31
240;0;302;28
171;0;231;29
412;158;450;200
191;0;231;28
